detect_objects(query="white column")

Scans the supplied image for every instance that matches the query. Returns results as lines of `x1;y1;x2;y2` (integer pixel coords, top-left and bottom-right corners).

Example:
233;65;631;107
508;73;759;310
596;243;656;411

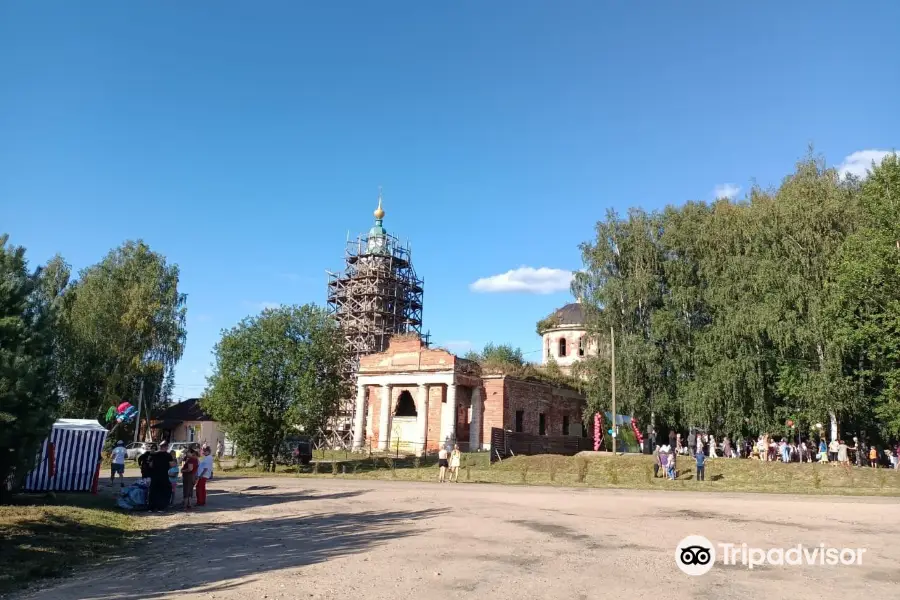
378;384;392;451
443;383;457;444
416;383;429;457
352;383;366;450
470;386;483;451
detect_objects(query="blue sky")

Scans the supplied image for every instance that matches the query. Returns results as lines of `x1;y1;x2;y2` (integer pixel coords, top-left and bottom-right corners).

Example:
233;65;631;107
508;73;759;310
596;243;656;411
2;2;898;403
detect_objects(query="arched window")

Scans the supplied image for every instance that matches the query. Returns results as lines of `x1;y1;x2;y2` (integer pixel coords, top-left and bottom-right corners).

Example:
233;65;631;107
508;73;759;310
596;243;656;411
578;336;585;357
394;390;417;417
558;337;567;357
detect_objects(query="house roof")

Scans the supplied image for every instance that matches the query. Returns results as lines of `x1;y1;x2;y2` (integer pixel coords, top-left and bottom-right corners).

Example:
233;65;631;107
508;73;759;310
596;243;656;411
156;398;213;422
553;302;585;325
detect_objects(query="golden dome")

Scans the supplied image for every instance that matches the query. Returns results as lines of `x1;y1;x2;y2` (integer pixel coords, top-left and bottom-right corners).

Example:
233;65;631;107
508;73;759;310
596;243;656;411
373;194;385;220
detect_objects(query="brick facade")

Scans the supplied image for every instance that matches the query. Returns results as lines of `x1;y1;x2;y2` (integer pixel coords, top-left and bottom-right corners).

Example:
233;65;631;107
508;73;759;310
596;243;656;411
358;336;586;452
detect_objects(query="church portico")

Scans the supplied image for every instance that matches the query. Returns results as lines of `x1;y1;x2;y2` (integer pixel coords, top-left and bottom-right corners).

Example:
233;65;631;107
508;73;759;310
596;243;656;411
352;336;482;455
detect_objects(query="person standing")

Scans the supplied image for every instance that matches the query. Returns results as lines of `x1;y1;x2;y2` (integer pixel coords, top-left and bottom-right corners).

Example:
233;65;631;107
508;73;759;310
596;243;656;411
828;438;839;463
837;439;849;467
687;430;696;458
110;440;127;487
181;447;199;510
138;444;156;481
167;450;179;506
668;430;676;453
196;447;213;506
448;444;461;483
649;428;657;455
695;448;706;482
217;439;225;460
147;441;175;512
437;446;449;483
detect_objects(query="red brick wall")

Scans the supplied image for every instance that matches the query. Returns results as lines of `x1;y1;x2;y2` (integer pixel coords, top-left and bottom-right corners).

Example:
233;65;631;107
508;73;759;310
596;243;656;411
502;378;585;437
426;385;443;451
481;379;505;442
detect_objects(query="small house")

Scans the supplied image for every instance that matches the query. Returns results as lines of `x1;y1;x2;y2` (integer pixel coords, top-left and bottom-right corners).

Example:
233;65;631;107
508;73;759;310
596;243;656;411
151;398;225;449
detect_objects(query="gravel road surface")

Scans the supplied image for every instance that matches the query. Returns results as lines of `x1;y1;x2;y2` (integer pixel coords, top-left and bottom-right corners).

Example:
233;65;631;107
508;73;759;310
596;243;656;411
18;476;900;600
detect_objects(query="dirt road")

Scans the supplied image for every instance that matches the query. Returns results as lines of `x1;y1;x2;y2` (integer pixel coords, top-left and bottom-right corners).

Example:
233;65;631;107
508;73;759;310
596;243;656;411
18;476;900;600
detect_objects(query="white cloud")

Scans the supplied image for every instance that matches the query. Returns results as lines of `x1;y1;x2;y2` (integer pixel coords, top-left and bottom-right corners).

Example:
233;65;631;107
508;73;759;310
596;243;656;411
470;266;574;294
712;183;741;199
837;149;896;179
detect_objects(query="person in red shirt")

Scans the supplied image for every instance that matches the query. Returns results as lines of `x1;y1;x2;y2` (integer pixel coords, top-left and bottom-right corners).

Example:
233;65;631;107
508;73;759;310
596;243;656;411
181;447;199;510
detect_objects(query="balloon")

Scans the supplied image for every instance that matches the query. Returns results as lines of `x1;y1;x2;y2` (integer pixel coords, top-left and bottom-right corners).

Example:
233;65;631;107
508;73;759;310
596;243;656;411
117;402;132;414
607;429;613;435
105;406;116;423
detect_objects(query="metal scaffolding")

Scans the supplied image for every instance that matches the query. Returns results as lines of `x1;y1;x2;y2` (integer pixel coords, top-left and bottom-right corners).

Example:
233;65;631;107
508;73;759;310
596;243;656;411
324;198;428;442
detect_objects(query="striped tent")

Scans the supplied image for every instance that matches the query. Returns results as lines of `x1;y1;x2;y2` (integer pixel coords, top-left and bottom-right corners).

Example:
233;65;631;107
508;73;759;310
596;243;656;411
23;419;108;492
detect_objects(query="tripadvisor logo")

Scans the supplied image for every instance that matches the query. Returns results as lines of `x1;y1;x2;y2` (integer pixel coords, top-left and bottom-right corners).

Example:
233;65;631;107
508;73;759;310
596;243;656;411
675;536;867;575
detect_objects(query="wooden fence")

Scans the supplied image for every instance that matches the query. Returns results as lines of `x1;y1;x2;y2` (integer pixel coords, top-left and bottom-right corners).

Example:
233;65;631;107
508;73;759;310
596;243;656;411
490;428;594;462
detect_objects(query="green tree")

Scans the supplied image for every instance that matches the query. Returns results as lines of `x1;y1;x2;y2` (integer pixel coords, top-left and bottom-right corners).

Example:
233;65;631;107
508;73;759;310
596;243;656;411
570;150;899;443
0;236;61;501
203;304;346;471
59;240;187;432
826;154;900;436
465;342;525;366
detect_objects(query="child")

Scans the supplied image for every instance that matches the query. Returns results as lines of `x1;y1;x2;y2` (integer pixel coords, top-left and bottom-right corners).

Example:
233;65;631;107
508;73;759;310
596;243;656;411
695;448;706;482
667;450;676;480
869;446;878;468
110;440;127;487
167;450;179;506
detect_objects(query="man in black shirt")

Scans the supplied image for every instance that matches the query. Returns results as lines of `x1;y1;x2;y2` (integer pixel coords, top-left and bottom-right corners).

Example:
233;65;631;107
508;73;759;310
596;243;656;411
137;444;157;479
147;441;174;512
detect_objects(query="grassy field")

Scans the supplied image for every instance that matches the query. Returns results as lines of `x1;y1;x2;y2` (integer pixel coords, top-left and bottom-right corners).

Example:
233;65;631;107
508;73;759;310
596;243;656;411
219;452;900;496
0;493;140;596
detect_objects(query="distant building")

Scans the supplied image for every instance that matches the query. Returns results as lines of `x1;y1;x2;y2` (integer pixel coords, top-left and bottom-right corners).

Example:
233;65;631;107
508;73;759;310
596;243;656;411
151;398;225;449
537;300;601;376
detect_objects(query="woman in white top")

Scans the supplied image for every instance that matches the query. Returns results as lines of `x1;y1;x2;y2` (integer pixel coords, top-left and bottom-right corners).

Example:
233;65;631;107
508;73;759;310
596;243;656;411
449;445;462;482
195;447;214;507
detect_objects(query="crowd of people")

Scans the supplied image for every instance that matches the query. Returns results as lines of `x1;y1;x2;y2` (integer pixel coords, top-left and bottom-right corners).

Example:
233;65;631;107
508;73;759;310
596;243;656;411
649;428;900;475
135;440;215;511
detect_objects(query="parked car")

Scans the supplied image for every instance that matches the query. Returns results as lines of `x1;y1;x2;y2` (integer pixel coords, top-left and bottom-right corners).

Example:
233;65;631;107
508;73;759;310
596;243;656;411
125;442;154;460
279;437;313;465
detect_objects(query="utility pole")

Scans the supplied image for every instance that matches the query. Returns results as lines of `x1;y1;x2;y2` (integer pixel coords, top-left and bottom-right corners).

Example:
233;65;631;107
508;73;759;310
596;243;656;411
133;379;144;443
610;326;616;455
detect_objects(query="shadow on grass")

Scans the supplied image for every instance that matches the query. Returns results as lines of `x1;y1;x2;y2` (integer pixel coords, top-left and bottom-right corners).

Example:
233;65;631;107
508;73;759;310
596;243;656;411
25;507;447;600
0;494;136;597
